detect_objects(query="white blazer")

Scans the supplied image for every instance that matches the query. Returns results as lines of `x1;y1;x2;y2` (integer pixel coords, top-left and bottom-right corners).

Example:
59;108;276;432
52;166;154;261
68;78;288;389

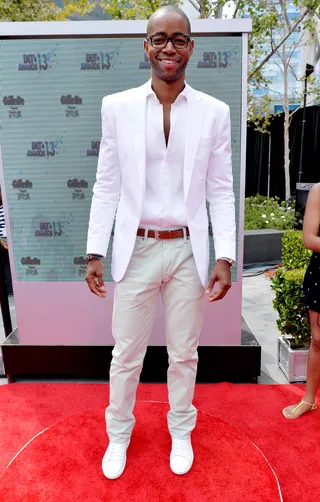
87;81;236;287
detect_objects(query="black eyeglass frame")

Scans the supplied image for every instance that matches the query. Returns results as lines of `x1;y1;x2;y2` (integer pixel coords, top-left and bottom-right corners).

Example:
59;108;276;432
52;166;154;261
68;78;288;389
146;34;192;49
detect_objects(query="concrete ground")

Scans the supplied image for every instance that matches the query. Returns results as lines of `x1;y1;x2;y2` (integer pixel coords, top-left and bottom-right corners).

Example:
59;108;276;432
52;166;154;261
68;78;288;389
242;270;288;384
0;273;288;385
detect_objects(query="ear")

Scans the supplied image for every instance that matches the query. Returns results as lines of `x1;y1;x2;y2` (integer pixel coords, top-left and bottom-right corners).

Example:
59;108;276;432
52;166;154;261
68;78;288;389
189;39;195;57
143;39;149;58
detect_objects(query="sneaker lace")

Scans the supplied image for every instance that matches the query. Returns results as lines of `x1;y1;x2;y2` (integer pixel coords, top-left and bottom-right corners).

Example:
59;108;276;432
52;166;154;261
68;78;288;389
172;439;188;457
106;444;125;462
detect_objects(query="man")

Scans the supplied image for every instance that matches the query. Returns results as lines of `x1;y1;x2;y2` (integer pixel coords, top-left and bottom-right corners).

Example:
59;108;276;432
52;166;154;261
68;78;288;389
86;6;236;479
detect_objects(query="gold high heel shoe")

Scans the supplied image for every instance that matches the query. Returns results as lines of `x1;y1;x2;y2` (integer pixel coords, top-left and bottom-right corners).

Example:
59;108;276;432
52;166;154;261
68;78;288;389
282;399;317;420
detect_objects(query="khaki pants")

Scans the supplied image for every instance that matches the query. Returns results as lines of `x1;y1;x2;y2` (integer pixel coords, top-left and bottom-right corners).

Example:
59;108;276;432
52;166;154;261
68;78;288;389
106;235;205;443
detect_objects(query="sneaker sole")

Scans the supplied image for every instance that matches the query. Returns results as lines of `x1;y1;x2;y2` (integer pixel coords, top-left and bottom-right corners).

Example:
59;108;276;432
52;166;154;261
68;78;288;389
102;460;126;480
170;454;194;475
102;440;130;480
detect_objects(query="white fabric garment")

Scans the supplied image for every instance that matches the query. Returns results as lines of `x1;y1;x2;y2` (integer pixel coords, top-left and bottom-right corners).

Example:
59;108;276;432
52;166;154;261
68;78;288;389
106;235;205;442
87;81;236;287
139;83;188;230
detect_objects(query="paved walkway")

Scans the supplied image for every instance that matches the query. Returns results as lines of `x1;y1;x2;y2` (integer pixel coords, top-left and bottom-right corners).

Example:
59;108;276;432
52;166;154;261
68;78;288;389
0;273;289;385
242;271;288;384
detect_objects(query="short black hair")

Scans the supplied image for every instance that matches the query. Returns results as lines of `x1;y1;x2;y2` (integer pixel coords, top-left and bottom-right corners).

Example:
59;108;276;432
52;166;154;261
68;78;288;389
147;6;191;36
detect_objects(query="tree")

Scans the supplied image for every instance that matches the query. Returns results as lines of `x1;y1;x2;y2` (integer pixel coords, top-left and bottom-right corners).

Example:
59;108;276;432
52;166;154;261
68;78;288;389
213;1;320;199
0;0;95;21
244;1;320;199
267;2;320;199
100;0;180;20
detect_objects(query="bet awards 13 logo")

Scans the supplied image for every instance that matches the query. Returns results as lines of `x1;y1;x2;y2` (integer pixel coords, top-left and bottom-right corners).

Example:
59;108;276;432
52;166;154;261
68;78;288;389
3;95;25;118
21;256;40;276
67;178;88;200
35;222;64;237
18;48;57;71
80;51;119;71
87;141;100;156
60;95;82;118
139;54;151;69
197;51;232;69
26;137;64;157
12;179;33;200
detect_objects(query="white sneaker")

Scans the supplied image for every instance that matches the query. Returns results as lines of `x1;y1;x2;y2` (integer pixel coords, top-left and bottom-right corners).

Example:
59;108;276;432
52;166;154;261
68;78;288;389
170;437;194;475
102;440;130;480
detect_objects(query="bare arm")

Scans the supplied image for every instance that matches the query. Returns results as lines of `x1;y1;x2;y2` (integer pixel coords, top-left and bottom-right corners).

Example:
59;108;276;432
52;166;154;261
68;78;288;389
303;183;320;252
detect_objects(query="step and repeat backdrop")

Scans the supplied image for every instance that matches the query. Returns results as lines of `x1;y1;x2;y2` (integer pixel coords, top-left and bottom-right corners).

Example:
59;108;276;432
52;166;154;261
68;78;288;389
0;22;248;345
0;35;242;282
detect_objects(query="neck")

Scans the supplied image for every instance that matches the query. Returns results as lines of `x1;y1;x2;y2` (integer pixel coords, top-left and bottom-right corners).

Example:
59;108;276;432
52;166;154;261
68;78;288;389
151;73;185;105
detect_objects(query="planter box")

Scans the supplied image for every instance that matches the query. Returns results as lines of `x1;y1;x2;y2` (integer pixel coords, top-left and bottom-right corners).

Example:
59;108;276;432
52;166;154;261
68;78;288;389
244;229;284;266
277;335;308;383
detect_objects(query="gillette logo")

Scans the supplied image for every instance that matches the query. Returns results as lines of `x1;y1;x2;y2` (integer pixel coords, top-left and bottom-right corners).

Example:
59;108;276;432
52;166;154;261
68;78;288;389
74;256;88;277
21;256;40;276
61;95;83;118
67;178;88;200
12;179;33;200
3;95;25;118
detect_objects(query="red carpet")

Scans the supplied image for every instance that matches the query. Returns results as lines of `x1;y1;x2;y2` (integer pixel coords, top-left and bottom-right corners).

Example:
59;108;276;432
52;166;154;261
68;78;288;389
0;404;280;502
0;383;319;502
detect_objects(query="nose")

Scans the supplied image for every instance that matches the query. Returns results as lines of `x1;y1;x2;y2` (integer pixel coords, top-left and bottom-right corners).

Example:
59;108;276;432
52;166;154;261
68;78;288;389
163;40;176;53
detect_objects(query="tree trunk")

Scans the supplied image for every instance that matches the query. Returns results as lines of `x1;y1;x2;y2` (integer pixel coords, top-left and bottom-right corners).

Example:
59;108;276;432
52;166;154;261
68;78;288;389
283;110;291;200
283;42;291;200
198;0;207;18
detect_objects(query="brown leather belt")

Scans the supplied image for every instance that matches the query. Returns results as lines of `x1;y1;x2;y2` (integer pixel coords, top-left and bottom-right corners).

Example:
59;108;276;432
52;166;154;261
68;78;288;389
137;228;190;240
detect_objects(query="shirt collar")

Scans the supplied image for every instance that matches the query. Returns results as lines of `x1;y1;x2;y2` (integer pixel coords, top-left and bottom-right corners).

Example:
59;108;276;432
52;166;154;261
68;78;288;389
146;79;188;100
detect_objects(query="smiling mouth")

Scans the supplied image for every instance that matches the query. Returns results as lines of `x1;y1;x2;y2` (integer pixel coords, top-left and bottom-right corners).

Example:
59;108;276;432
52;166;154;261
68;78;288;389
158;59;179;69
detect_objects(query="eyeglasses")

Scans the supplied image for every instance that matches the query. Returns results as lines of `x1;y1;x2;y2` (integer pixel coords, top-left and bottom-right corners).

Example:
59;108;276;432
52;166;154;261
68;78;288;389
146;34;191;50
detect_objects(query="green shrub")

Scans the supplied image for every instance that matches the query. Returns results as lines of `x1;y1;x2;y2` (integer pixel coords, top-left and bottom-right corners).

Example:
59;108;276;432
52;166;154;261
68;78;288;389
281;230;312;271
271;267;311;348
244;195;294;230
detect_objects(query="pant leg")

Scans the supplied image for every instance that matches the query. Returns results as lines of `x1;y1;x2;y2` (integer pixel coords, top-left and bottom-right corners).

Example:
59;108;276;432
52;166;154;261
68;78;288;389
106;237;161;443
161;239;205;439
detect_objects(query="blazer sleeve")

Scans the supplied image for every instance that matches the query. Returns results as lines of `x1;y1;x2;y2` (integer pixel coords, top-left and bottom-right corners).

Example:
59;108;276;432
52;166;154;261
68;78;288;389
86;96;121;256
206;104;236;262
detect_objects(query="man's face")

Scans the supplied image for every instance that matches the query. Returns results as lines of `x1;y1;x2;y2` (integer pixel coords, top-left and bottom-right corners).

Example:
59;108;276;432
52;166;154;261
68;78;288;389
144;13;194;83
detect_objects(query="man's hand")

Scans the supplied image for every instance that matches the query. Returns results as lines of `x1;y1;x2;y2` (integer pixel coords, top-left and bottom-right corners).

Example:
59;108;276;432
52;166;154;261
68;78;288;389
85;259;106;298
206;260;231;303
0;238;8;251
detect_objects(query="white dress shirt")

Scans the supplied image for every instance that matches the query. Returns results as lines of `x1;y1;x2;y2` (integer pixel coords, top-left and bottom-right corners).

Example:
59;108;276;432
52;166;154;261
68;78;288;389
139;83;188;230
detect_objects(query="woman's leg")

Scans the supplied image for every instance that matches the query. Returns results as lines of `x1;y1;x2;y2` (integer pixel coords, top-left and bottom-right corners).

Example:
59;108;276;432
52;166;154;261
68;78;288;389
283;310;320;418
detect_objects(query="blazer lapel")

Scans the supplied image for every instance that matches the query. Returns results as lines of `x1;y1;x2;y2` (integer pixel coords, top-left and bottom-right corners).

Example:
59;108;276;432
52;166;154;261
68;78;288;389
127;82;204;203
129;84;148;199
183;86;204;201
